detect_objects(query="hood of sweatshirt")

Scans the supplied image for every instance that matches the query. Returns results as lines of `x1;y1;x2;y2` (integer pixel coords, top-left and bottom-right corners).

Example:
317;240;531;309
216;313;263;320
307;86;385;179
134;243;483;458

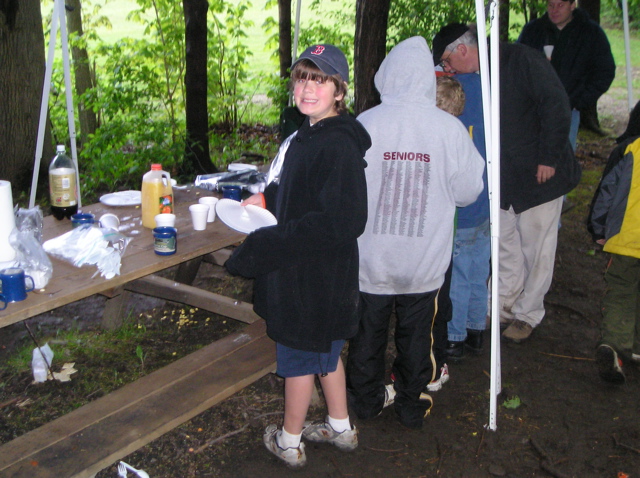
374;36;436;107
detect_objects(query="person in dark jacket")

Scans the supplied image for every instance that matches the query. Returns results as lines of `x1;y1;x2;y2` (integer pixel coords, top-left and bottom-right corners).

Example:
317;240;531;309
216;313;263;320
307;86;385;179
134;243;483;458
433;23;582;343
519;0;615;142
225;44;370;468
587;100;640;384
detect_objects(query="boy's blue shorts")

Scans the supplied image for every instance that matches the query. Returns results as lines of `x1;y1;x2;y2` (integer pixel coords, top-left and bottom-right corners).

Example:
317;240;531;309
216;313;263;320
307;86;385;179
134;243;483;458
276;340;345;378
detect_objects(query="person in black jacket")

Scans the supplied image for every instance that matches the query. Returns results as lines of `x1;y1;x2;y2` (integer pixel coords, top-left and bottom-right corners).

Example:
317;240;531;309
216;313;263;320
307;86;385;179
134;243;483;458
225;44;370;469
432;23;582;343
519;0;615;141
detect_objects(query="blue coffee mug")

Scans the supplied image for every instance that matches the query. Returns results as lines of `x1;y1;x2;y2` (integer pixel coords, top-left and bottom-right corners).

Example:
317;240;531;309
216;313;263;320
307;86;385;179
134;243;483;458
222;185;242;201
0;268;35;310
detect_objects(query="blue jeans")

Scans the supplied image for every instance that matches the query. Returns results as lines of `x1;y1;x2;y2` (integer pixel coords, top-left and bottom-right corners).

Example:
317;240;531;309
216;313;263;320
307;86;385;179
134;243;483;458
448;220;491;342
569;109;580;153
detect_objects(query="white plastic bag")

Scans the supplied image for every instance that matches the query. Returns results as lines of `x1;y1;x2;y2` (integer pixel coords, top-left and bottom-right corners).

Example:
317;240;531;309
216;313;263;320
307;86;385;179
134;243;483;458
43;226;132;279
32;343;54;382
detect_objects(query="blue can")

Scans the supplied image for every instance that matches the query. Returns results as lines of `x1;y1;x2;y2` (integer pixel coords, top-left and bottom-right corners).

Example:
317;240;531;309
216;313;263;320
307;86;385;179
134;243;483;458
153;227;177;255
222;185;242;201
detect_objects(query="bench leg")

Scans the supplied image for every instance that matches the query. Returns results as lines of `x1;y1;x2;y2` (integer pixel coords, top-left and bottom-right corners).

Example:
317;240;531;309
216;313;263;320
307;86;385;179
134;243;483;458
102;289;134;330
174;257;203;285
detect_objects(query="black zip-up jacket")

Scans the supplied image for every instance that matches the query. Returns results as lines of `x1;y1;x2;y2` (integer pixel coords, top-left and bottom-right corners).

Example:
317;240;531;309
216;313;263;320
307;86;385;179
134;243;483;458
518;8;615;110
225;113;371;353
499;42;582;213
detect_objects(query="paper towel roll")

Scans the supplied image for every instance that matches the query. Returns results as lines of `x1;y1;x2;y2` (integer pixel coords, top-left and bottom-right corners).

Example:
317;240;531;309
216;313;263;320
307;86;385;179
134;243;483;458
0;180;17;262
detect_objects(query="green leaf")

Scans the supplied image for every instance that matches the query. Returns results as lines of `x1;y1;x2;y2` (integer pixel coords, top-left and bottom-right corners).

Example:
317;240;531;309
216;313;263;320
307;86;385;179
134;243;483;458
502;395;521;409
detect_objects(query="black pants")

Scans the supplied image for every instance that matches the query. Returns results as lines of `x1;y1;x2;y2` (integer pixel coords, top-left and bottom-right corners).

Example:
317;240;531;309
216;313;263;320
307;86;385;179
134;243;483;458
347;290;438;429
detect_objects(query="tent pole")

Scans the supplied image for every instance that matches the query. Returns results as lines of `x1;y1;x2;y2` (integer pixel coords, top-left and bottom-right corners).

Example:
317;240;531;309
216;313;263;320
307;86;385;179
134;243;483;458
29;0;61;209
29;0;81;209
476;0;502;432
621;0;635;110
59;0;81;208
288;0;303;107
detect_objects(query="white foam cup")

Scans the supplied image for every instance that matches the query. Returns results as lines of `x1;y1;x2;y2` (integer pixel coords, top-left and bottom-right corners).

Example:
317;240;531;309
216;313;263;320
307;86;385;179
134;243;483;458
99;213;120;230
198;197;219;222
189;204;209;231
155;213;176;228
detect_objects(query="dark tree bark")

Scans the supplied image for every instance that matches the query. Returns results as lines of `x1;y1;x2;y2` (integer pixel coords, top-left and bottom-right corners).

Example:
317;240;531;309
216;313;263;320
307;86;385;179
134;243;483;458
278;0;292;80
66;0;97;146
183;0;216;175
0;0;53;198
499;0;510;41
353;0;390;115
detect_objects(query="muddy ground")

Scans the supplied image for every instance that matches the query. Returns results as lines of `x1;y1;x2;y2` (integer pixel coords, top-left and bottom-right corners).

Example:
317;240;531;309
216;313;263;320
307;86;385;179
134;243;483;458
2;91;640;478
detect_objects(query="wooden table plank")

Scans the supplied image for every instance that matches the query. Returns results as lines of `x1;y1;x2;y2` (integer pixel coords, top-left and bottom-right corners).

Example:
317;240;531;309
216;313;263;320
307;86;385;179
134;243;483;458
0;320;275;478
0;188;245;329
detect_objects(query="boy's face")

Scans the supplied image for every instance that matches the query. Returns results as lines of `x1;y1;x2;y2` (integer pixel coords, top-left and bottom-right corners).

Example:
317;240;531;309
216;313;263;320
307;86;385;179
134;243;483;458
293;78;343;124
547;0;575;29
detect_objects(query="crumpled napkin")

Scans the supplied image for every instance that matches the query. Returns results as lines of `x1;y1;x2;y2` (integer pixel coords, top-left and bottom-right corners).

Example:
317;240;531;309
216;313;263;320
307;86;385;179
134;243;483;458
43;226;127;279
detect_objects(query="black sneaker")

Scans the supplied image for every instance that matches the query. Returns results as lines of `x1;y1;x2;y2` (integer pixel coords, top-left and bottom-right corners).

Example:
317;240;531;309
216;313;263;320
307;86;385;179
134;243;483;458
445;341;464;360
464;329;484;354
595;344;626;384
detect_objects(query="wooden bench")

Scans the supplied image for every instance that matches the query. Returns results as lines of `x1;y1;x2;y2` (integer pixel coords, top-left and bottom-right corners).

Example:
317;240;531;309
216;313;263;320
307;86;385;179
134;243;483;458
0;319;275;478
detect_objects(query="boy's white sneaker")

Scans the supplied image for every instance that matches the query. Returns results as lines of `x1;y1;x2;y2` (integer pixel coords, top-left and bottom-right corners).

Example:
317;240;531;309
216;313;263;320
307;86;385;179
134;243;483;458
383;384;396;408
263;424;307;469
427;364;450;392
302;417;358;451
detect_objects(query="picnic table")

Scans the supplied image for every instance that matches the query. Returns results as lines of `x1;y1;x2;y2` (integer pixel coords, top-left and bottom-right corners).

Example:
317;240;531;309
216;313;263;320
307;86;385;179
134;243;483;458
0;186;276;478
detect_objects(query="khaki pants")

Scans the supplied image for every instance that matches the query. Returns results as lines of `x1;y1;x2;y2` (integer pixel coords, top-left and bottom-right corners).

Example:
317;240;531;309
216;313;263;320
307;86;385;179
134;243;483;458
498;197;563;327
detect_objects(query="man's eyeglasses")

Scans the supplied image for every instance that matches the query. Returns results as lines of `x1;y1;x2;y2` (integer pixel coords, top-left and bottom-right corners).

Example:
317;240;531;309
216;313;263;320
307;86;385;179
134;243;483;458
439;46;456;69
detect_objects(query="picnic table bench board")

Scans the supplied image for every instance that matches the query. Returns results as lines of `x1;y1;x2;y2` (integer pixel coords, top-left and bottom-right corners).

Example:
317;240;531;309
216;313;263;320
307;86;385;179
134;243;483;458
0;320;275;478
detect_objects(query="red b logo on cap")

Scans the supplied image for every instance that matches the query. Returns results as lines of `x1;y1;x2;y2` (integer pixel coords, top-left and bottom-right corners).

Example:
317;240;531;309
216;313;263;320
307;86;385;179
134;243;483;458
311;45;325;56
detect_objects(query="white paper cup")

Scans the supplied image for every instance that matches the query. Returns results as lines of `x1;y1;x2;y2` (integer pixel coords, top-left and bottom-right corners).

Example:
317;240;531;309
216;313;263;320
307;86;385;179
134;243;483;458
189;204;209;231
198;197;219;222
155;213;176;228
99;213;120;230
543;45;554;60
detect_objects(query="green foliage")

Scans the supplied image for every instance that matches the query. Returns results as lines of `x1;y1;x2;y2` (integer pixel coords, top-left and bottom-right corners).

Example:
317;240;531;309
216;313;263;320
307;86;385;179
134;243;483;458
602;0;640;28
44;0;270;200
208;0;254;129
387;0;477;49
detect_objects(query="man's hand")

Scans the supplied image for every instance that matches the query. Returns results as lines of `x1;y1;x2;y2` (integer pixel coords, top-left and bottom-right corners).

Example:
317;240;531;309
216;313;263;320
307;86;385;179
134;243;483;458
536;165;556;184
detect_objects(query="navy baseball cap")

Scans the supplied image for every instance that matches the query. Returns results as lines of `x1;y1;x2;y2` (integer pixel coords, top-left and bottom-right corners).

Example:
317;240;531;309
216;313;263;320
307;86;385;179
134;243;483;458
292;44;349;83
432;23;470;65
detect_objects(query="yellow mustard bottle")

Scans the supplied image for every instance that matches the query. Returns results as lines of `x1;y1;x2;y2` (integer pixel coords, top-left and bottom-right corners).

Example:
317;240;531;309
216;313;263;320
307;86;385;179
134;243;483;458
141;164;173;228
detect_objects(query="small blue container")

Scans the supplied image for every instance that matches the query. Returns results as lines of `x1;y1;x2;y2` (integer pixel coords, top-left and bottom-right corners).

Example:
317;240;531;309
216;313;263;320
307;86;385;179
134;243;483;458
71;213;95;228
222;185;242;201
153;227;177;255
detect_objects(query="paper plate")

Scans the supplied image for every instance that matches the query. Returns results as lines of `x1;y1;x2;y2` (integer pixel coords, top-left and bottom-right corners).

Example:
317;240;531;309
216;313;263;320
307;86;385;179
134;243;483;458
215;198;277;234
99;190;142;206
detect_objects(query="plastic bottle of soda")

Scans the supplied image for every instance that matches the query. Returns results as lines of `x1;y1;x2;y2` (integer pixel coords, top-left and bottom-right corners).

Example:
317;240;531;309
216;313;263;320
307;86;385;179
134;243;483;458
49;145;78;220
141;164;173;228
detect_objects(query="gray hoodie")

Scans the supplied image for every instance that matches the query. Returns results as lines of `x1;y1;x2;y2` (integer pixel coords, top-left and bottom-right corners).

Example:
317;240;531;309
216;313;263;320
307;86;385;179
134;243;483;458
357;36;484;295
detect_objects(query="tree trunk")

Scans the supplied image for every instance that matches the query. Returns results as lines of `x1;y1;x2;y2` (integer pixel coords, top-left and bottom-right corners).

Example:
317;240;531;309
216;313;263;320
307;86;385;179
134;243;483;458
183;0;216;175
353;0;390;115
66;0;98;147
499;0;510;41
0;0;53;199
278;0;292;79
